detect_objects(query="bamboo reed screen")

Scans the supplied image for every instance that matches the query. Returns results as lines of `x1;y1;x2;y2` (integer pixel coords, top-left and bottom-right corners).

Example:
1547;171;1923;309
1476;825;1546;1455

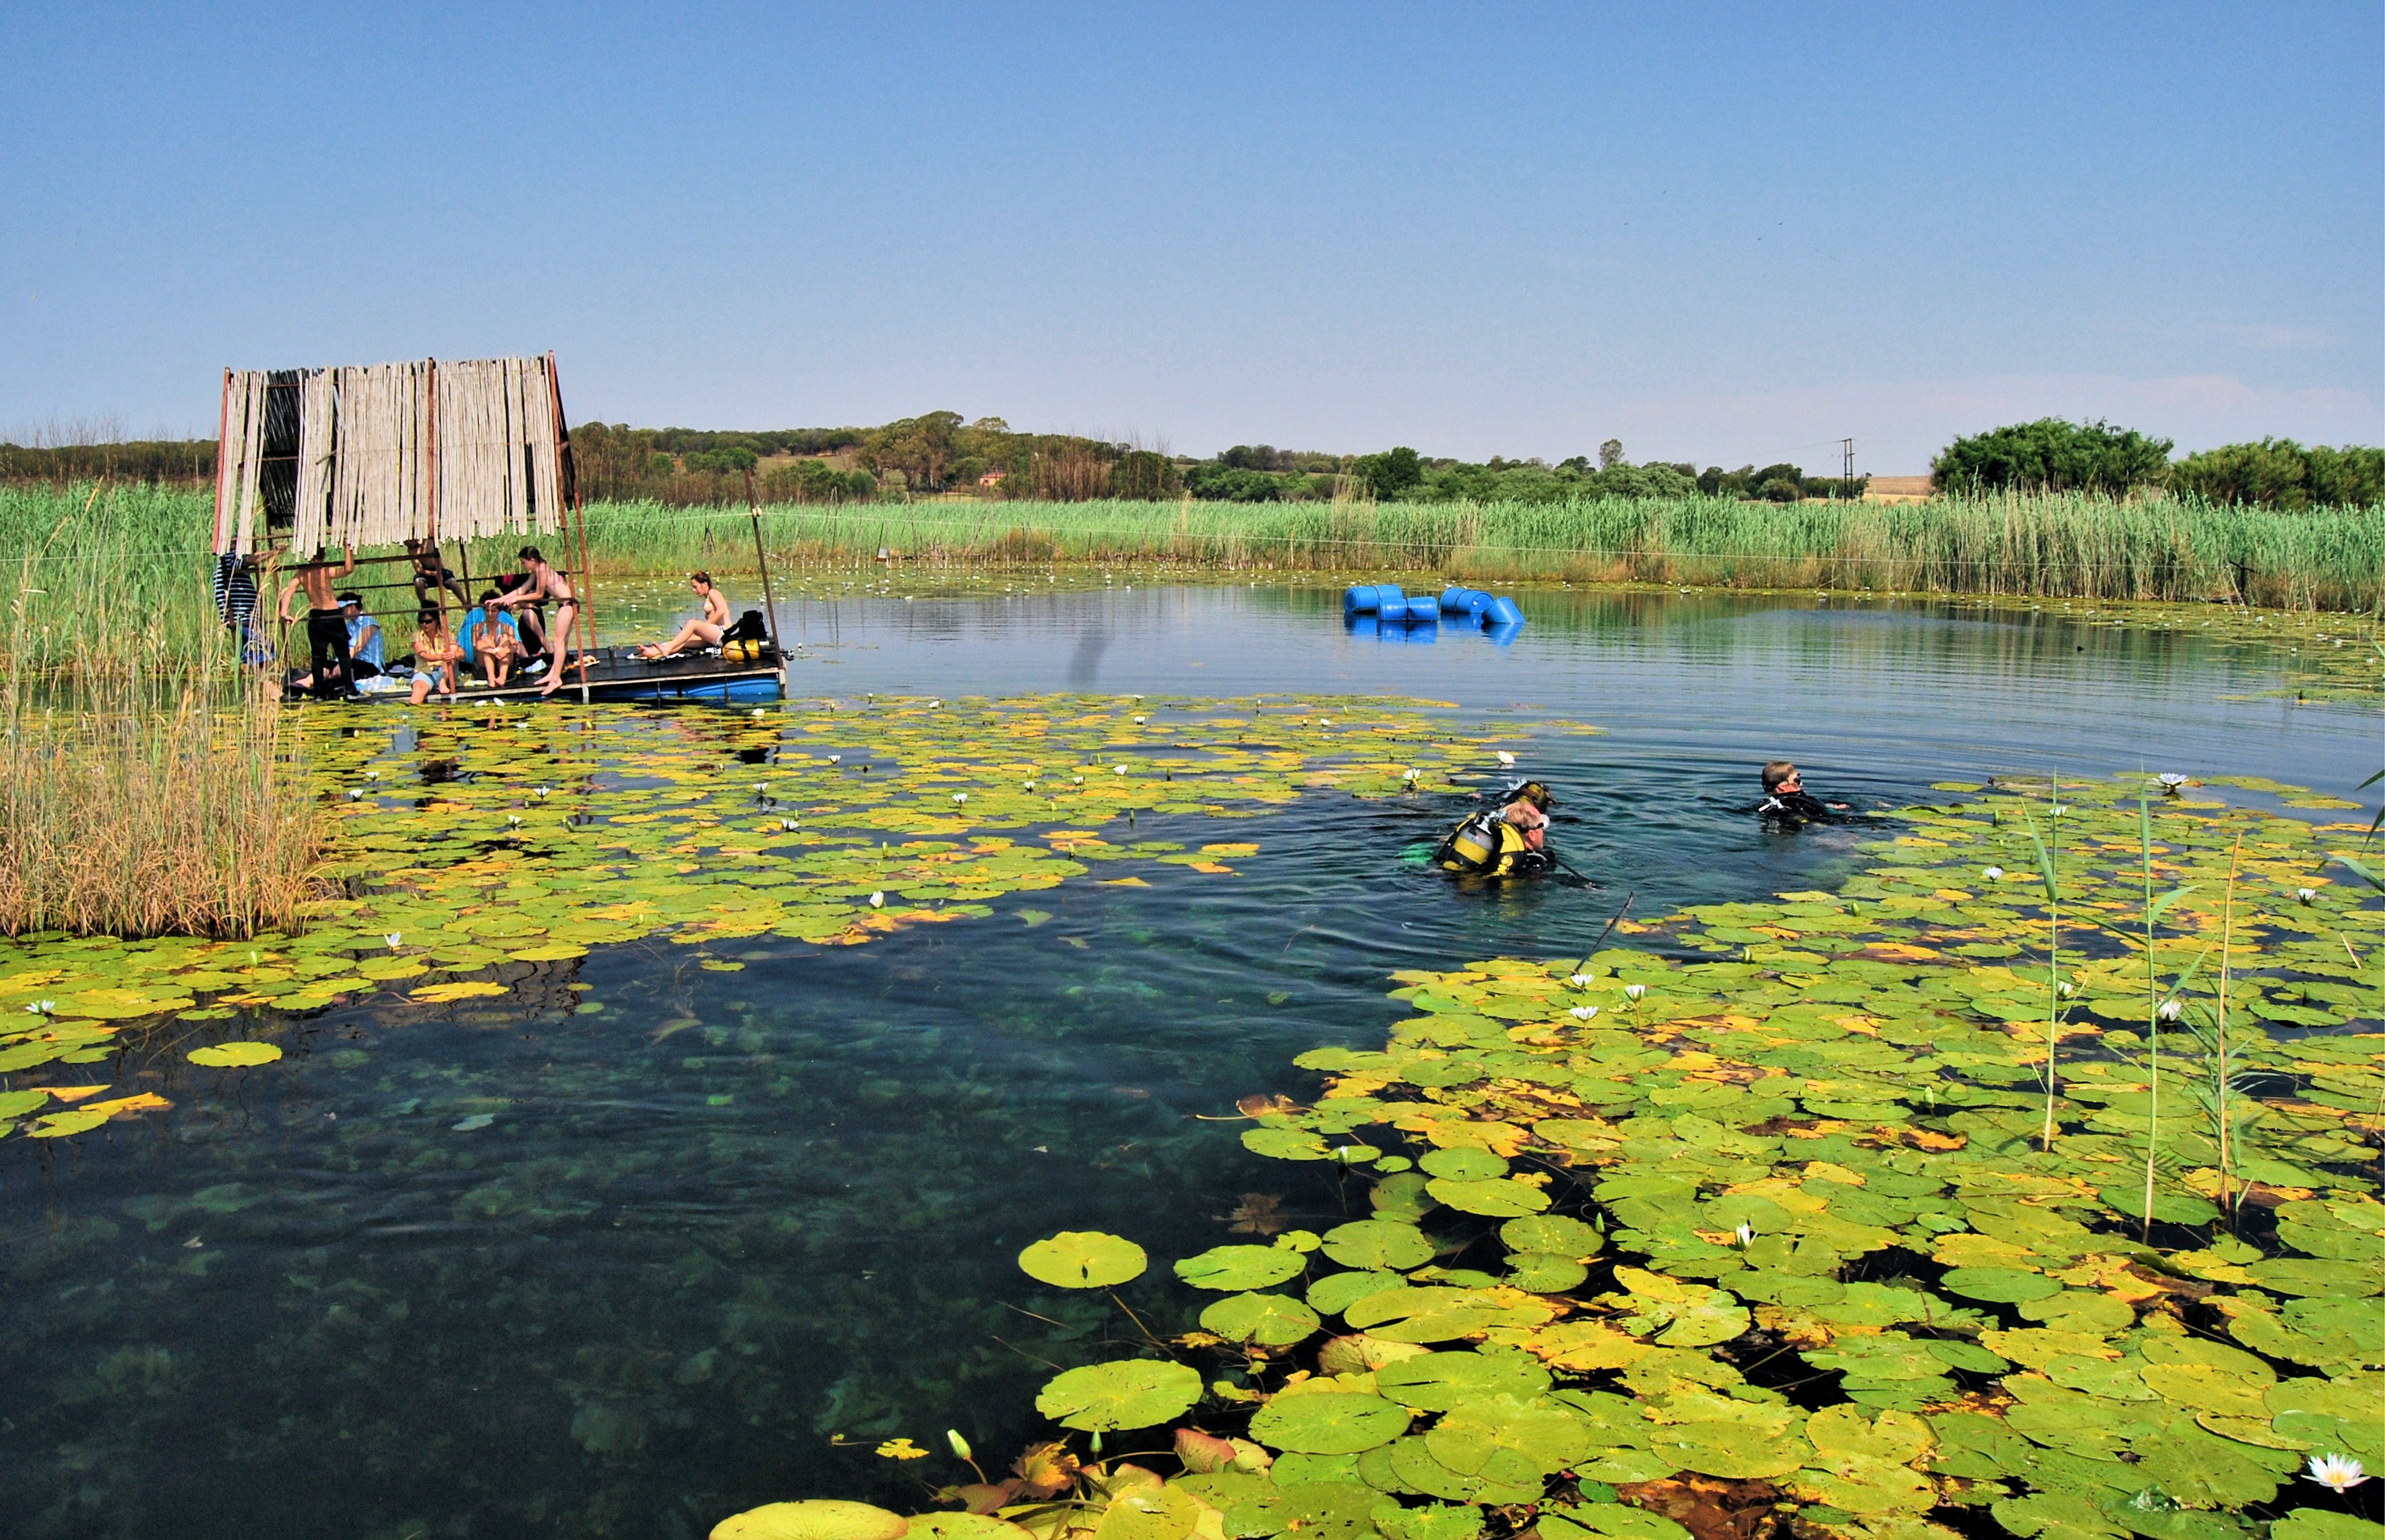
212;356;566;554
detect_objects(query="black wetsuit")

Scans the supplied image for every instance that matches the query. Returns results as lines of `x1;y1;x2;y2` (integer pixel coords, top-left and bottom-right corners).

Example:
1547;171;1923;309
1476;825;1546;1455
1756;789;1838;825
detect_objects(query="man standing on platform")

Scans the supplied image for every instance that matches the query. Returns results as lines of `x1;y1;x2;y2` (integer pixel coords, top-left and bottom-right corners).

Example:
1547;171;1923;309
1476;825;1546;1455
276;546;359;700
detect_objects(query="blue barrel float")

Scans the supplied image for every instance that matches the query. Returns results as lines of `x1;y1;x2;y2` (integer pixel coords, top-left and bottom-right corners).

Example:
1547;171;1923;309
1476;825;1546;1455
1342;583;1404;615
1346;582;1522;641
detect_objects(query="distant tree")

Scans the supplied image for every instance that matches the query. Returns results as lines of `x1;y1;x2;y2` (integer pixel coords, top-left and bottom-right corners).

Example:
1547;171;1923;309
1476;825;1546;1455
1111;450;1179;500
861;410;966;491
1933;419;2172;495
1598;439;1624;472
1352;446;1425;499
1220;444;1282;471
1185;464;1283;502
2167;439;2385;510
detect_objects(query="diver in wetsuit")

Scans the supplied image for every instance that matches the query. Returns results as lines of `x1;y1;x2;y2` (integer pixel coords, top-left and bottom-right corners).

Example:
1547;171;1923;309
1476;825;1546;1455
1756;760;1849;826
1435;780;1558;878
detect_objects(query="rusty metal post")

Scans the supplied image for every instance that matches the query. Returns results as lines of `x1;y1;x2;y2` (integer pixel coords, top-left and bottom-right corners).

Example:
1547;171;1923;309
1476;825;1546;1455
743;468;786;697
548;351;593;703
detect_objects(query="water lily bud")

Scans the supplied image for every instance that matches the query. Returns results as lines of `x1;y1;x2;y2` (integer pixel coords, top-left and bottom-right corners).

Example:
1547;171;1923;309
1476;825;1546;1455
2057;981;2074;998
2297;888;2316;904
1320;718;1331;727
869;892;884;908
1736;1222;1756;1248
1624;983;1647;1002
948;1429;972;1462
2158;998;2181;1022
1497;751;1516;766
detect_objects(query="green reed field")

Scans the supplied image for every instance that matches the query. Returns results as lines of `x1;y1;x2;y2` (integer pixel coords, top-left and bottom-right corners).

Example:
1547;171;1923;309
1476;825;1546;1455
8;484;2385;632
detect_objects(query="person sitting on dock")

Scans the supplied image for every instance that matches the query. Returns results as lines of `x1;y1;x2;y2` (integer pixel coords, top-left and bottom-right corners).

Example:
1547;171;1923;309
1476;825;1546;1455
636;572;733;660
1755;761;1849;825
338;592;384;682
471;604;525;689
491;547;582;696
276;546;359;700
403;538;470;611
408;609;462;704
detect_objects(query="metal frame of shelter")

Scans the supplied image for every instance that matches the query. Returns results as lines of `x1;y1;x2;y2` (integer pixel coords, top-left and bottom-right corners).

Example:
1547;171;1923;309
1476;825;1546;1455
212;352;604;702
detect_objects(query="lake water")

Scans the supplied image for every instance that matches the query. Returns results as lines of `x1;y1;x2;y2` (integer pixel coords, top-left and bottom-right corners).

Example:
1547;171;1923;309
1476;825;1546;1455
1;587;2376;1539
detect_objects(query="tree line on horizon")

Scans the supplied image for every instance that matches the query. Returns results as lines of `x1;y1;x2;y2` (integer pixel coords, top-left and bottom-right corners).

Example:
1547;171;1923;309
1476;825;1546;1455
3;413;2377;510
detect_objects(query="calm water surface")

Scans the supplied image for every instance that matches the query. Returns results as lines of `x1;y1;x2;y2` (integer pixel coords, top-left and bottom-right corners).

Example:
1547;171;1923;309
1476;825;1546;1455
2;588;2376;1539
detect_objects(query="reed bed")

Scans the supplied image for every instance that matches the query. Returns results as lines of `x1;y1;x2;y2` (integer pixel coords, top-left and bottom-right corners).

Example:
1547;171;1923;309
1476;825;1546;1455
0;517;317;939
569;490;2385;610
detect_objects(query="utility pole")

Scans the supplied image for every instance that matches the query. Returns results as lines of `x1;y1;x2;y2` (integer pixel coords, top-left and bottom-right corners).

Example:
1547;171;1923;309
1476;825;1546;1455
1842;437;1855;483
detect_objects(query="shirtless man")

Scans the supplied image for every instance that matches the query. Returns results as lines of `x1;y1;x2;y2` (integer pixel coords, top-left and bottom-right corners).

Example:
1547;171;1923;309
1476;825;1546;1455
276;546;358;700
490;546;583;696
636;572;733;660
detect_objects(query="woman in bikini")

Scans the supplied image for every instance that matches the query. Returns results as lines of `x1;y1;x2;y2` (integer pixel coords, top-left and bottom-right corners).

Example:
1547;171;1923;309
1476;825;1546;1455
636;572;733;660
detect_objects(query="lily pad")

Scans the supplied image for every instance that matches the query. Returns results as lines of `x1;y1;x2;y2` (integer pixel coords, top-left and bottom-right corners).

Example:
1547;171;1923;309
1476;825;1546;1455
1248;1392;1410;1454
1034;1359;1202;1431
1019;1231;1149;1289
1201;1293;1322;1347
1176;1244;1307;1292
711;1501;910;1540
1321;1220;1435;1272
186;1041;282;1067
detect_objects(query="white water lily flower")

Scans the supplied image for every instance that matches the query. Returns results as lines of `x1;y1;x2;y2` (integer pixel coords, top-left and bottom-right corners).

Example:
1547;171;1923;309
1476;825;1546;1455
2159;772;2188;788
2158;998;2181;1022
1114;764;1128;775
1132;716;1146;725
1570;1005;1598;1020
952;793;968;803
827;754;841;764
25;1000;54;1014
2304;1454;2368;1493
533;787;551;799
364;770;381;781
1073;775;1084;785
2057;981;2074;998
2051;804;2071;816
1735;1222;1756;1248
1023;780;1035;791
751;708;766;718
347;789;364;800
1624;983;1647;1002
384;934;402;949
1569;973;1592;987
507;814;522;826
1497;751;1516;766
1320;718;1330;726
2297;887;2316;904
929;700;942;708
1981;866;2004;880
869;892;884;908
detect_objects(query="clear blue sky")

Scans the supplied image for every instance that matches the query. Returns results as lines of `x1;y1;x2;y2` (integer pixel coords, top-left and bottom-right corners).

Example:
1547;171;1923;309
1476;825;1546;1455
3;2;2378;472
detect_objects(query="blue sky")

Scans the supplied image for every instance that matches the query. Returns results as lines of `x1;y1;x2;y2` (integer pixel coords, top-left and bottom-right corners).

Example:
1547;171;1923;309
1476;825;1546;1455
3;2;2378;471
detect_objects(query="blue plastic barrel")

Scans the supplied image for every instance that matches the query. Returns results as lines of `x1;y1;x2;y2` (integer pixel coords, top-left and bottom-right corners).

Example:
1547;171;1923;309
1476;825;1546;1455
1341;585;1377;613
1463;591;1496;624
1401;595;1441;625
1485;595;1525;627
1439;586;1471;613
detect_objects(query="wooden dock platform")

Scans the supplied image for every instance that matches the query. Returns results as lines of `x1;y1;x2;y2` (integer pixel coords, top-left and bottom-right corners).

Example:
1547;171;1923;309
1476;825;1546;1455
308;645;786;706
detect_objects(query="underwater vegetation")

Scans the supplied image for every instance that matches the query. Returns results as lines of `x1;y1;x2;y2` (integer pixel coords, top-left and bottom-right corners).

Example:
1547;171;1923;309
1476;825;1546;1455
742;772;2384;1540
0;692;1551;1137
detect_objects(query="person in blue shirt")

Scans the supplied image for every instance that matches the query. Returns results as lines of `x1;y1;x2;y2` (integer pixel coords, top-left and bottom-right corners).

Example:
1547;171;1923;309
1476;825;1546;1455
337;592;384;680
458;590;524;675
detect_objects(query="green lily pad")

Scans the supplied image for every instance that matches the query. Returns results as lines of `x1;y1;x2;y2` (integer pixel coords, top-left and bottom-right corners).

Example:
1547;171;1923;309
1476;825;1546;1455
1308;1270;1408;1316
1425;1394;1592;1479
1321;1219;1436;1272
187;1041;282;1068
1177;1244;1307;1291
1941;1266;2062;1303
1499;1214;1601;1256
1423;1177;1550;1218
2270;1513;2385;1540
1018;1231;1148;1289
1504;1252;1589;1293
1417;1147;1506;1180
1540;1504;1693;1540
1248;1392;1411;1454
1034;1359;1202;1431
710;1500;910;1540
1202;1293;1322;1347
1374;1349;1552;1411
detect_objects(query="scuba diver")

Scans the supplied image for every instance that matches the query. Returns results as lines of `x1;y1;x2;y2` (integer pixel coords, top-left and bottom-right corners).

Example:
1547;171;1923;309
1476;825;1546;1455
1435;780;1559;878
1755;760;1851;826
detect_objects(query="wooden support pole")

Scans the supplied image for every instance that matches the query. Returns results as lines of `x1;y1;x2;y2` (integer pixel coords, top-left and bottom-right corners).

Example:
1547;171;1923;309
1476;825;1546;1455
744;468;786;698
549;351;594;704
